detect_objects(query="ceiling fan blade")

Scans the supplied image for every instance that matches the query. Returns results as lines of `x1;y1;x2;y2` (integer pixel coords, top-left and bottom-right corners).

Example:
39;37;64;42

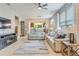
42;4;48;7
38;3;41;7
37;3;47;10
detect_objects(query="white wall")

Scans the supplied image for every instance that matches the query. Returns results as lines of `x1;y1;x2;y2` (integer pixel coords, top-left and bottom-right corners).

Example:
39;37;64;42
0;4;23;34
0;4;15;33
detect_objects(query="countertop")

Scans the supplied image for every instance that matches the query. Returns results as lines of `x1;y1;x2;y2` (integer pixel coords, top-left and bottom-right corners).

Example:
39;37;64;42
0;32;16;37
0;29;15;37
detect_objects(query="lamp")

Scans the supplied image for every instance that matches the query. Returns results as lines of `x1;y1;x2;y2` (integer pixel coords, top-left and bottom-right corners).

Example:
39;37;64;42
68;27;77;43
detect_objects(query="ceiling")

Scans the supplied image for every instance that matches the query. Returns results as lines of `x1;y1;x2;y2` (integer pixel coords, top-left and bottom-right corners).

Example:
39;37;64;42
5;3;64;19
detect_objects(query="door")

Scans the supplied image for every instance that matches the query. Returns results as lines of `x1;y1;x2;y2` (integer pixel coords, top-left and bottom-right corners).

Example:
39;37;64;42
15;16;19;36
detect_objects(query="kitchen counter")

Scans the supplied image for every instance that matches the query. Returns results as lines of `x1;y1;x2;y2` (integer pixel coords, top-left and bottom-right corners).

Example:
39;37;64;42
0;33;16;37
0;33;17;50
0;29;14;37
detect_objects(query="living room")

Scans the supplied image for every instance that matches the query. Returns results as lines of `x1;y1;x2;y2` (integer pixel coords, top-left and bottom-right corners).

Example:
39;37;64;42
0;3;79;56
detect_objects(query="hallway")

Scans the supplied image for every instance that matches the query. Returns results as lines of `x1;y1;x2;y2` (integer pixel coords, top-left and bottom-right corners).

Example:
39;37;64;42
14;40;50;56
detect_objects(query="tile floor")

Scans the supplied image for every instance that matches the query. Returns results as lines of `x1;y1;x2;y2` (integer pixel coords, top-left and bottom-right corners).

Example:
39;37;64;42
14;40;50;56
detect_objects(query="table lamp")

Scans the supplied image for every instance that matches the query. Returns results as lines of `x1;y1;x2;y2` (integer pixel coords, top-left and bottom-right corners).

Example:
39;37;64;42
68;27;77;43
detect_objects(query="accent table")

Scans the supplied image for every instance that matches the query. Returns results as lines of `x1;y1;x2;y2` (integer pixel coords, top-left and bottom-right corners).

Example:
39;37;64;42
62;42;79;56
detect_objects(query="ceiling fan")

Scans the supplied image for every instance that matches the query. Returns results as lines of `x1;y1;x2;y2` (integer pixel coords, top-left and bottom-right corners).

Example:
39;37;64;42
6;3;11;6
37;3;48;10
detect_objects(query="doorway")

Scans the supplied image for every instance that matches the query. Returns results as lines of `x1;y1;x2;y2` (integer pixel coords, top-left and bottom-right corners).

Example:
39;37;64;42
15;16;19;37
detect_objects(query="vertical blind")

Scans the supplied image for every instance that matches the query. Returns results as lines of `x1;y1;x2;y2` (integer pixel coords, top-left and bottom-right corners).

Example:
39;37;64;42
59;4;74;28
66;5;74;26
59;11;66;27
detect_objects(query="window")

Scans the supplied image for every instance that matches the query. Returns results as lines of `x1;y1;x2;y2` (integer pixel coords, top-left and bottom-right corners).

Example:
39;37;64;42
53;14;57;29
59;4;74;28
59;11;66;28
34;23;42;30
0;22;2;27
66;5;74;26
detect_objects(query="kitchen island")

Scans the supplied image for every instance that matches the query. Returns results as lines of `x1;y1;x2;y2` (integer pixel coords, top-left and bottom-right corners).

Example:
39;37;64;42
0;33;17;50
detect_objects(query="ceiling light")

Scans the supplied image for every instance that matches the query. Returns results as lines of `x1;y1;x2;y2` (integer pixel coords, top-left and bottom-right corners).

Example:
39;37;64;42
38;7;41;10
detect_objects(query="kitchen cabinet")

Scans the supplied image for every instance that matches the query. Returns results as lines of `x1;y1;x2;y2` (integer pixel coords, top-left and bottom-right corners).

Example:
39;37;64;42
0;33;17;50
0;17;11;29
0;17;17;50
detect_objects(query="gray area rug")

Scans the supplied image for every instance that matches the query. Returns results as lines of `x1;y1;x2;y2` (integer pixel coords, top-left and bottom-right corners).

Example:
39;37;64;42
15;40;49;56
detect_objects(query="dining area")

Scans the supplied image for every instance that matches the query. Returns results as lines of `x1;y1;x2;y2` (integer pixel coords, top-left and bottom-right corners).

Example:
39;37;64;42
62;41;79;56
61;27;79;56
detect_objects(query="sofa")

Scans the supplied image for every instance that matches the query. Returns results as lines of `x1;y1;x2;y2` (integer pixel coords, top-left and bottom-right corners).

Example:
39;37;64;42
28;30;45;40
